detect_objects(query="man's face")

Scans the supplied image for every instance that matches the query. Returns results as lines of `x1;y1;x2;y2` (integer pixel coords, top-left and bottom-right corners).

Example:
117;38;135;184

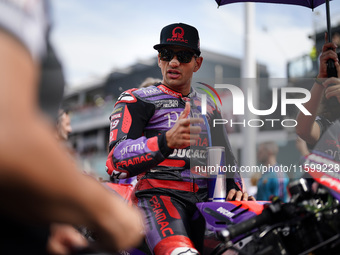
58;113;72;141
158;46;202;94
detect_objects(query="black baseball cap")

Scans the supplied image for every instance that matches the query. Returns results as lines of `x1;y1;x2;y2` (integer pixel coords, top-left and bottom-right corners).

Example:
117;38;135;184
154;23;201;56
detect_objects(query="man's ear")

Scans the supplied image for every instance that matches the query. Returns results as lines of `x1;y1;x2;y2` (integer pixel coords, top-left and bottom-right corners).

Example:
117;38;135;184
157;54;162;68
194;56;203;72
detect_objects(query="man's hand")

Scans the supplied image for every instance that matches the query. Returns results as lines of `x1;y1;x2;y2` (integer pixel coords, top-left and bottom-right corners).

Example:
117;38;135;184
97;201;145;253
47;224;87;255
323;77;340;103
226;189;256;201
318;33;340;78
165;102;203;149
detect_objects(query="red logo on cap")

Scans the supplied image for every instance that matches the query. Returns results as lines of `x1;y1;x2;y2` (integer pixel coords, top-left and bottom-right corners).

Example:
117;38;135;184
167;26;188;44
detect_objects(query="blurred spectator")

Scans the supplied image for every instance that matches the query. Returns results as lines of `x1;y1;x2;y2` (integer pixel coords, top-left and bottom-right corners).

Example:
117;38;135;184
56;108;76;158
56;108;72;142
0;1;143;254
256;142;290;202
247;173;260;198
332;32;340;48
296;36;340;162
310;45;318;74
138;77;162;88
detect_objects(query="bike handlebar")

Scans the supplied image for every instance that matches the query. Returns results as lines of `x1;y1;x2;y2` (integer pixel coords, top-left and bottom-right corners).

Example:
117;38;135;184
218;209;272;242
218;201;283;242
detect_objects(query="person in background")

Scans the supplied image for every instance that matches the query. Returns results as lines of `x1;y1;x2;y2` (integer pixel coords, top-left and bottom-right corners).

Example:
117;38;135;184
138;77;162;88
0;1;143;254
106;22;249;255
296;34;340;162
310;44;318;74
56;108;73;142
256;142;290;202
247;173;260;198
55;108;77;159
332;32;340;49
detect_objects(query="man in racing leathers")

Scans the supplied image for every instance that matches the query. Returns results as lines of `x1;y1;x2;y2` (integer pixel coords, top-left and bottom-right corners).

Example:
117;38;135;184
106;23;249;255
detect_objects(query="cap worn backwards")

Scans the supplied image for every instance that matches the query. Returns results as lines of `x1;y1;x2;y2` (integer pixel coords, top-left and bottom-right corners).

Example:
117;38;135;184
153;23;201;56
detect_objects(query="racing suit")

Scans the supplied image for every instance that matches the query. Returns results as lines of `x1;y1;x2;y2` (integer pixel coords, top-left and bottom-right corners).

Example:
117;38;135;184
106;83;242;254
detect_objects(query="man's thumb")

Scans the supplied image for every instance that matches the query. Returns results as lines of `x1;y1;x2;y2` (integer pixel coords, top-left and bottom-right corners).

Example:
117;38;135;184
179;102;190;119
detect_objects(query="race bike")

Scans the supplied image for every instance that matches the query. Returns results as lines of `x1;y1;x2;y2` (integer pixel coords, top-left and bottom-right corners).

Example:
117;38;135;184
86;168;340;254
81;121;340;255
80;158;340;255
101;182;266;255
215;156;340;255
214;121;340;255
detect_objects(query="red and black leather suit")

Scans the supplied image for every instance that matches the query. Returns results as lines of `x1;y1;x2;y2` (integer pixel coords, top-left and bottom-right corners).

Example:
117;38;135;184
106;83;242;254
